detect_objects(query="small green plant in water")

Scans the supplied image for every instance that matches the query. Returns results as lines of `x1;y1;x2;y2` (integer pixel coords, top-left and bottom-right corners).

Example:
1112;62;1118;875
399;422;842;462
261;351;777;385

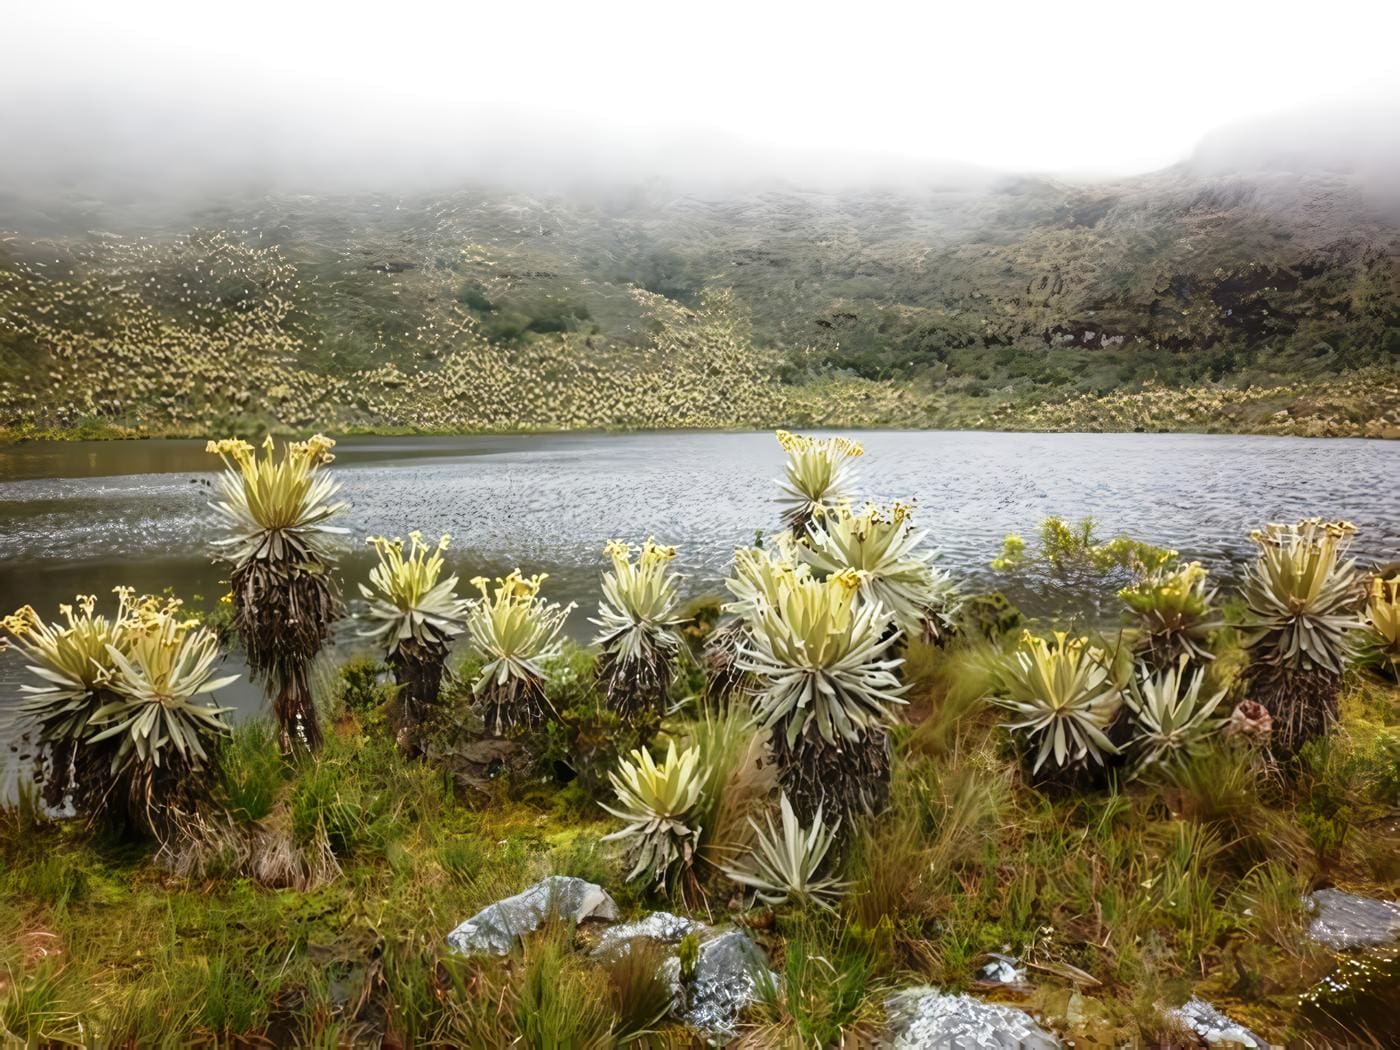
992;516;1175;580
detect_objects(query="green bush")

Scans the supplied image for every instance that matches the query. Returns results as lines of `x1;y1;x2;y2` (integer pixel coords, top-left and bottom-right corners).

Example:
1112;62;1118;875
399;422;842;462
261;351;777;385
333;657;397;717
539;646;653;794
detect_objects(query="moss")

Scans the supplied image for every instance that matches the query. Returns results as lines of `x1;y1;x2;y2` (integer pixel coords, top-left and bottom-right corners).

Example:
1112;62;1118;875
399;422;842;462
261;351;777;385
1;645;1396;1044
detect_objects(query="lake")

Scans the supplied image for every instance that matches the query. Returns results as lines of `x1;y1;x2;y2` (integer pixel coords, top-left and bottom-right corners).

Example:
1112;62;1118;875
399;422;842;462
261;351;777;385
2;430;1398;732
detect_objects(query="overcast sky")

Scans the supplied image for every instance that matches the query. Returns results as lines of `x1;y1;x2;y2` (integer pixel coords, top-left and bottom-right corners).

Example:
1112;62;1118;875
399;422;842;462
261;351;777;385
4;0;1399;185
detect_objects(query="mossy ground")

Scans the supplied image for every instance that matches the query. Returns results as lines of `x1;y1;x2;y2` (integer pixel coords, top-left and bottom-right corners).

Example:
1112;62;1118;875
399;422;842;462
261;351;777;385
2;632;1397;1047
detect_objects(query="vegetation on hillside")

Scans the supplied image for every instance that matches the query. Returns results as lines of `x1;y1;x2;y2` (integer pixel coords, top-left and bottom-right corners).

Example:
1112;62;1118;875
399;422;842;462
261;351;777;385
1;172;1397;440
2;431;1396;1045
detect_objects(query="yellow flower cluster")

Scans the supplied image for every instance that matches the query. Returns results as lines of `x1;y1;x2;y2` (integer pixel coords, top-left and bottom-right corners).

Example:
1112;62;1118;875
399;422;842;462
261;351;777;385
365;532;453;608
775;430;865;458
207;432;344;543
1;604;40;638
1248;518;1356;550
470;569;549;604
605;537;677;571
465;569;572;668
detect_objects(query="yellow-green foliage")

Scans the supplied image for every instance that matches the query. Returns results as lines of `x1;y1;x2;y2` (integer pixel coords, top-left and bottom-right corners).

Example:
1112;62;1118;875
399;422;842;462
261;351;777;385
1119;561;1222;666
207;434;347;565
994;516;1175;578
4;589;235;770
723;535;809;623
2;592;132;742
359;532;469;653
600;739;706;885
591;538;684;663
1241;519;1366;675
465;571;572;689
1123;657;1228;774
0;241;799;434
983;370;1400;439
801;501;959;642
739;570;907;747
774;429;864;530
721;794;847;910
92;603;236;772
992;630;1122;773
1358;574;1400;679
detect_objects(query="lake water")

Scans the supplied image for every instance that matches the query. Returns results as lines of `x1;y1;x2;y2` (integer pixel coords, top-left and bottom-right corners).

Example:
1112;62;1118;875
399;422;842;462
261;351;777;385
2;430;1398;731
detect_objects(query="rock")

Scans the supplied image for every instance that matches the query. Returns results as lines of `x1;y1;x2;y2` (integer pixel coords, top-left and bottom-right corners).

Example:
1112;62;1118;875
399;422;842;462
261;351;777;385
1306;888;1400;951
974;952;1029;990
591;910;704;957
674;928;776;1037
591;911;775;1039
445;875;618;956
884;987;1061;1049
1166;997;1268;1049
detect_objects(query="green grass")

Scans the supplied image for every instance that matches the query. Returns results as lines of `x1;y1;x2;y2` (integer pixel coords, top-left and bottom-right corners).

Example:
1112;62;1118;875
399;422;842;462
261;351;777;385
0;639;1396;1045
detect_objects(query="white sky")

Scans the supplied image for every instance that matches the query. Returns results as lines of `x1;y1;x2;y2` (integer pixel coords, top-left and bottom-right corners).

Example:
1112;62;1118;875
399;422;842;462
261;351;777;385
6;0;1400;177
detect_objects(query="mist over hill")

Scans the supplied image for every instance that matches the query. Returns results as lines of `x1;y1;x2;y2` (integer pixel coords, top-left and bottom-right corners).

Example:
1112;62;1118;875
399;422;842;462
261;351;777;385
1;106;1397;439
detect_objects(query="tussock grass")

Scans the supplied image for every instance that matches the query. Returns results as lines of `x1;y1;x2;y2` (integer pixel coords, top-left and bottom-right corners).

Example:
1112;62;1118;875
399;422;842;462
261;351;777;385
0;642;1395;1045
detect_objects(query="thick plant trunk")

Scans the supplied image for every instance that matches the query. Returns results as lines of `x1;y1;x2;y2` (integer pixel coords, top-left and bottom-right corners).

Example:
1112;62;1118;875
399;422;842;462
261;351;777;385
389;636;448;756
1244;662;1340;757
598;646;673;723
701;618;749;712
478;674;551;737
770;726;891;829
274;663;324;753
232;558;340;753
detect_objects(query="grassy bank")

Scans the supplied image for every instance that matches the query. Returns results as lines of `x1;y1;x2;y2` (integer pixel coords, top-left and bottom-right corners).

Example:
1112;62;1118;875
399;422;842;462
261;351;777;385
2;432;1397;1046
2;634;1396;1046
4;364;1397;445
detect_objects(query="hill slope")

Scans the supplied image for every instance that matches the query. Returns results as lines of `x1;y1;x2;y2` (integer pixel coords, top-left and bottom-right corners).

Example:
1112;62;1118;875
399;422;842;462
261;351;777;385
1;163;1397;438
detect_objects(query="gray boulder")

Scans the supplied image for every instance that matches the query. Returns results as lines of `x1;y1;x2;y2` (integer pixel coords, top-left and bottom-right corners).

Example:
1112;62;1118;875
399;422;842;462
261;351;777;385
592;911;775;1039
591;910;705;957
884;987;1061;1049
445;875;619;956
673;928;776;1037
1306;888;1400;951
1166;997;1268;1049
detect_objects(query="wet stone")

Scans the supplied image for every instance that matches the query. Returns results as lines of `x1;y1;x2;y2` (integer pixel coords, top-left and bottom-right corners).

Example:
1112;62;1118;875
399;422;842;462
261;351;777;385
591;910;704;957
884;987;1061;1049
674;928;776;1038
1166;997;1268;1049
592;911;775;1040
1306;888;1400;951
444;875;619;956
974;952;1029;990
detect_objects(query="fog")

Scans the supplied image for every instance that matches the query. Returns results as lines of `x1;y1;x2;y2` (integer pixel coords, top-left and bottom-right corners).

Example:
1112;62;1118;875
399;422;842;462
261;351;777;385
3;0;1400;201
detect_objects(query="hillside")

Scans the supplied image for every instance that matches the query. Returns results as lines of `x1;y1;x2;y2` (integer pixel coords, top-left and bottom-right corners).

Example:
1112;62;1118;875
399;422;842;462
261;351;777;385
1;162;1397;439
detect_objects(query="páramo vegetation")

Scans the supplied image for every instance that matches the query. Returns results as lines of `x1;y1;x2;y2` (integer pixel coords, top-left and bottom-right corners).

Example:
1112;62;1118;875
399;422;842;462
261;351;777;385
1;431;1396;1046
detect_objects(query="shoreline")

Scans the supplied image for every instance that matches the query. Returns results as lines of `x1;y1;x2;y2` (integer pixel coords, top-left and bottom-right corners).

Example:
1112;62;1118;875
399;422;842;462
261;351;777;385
4;418;1396;445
